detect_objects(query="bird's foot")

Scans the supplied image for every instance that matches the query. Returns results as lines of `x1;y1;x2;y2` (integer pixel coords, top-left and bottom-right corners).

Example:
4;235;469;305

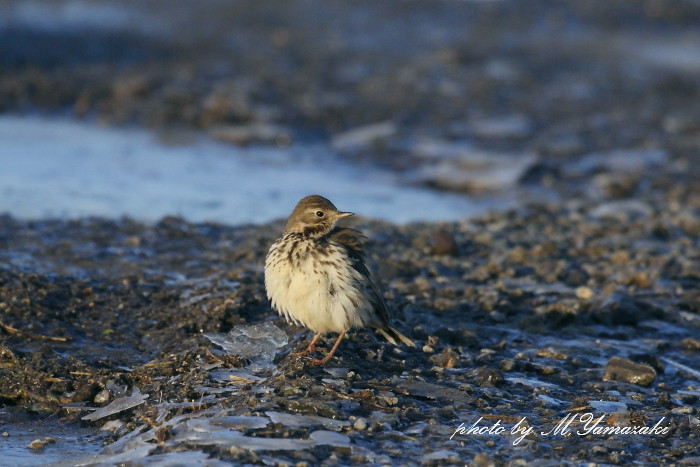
307;353;335;366
305;330;346;365
291;332;324;357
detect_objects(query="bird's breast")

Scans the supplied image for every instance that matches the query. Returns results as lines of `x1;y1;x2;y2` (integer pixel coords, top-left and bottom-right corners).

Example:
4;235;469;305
264;235;371;333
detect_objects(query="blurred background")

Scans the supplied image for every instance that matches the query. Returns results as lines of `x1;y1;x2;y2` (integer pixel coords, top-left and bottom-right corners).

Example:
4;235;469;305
1;0;698;224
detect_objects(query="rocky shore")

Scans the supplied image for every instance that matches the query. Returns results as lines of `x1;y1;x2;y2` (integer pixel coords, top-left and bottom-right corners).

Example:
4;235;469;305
0;180;698;465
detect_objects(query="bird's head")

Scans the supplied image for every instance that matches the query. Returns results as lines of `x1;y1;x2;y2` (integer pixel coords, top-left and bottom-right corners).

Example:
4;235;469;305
283;195;353;237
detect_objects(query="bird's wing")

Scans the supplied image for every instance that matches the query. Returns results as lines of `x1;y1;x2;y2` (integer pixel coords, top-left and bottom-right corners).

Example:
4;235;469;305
326;227;391;325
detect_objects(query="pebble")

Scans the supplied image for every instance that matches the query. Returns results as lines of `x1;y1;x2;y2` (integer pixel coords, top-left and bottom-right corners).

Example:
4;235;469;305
589;200;653;221
681;338;700;350
376;391;398;406
471;452;496;467
353;418;367;431
499;359;515;371
27;439;45;449
473;367;505;387
94;388;110;404
421;450;460;465
592;445;607;454
431;230;458;256
433;327;479;347
603;357;656;387
100;420;125;432
429;349;459;369
575;286;593;300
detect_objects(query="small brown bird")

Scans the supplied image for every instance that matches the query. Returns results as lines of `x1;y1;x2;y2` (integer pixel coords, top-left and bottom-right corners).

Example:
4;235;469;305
265;195;414;365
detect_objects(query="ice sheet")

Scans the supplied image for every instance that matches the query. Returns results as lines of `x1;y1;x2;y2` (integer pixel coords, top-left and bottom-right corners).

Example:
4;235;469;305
204;322;288;372
0;115;495;224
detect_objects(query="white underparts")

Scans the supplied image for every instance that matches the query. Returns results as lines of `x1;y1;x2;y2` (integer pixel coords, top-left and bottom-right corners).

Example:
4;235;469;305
264;234;375;334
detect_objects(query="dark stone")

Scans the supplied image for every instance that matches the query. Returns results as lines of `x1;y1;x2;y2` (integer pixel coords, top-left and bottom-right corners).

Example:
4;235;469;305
472;367;504;387
603;357;656;387
431;230;459;256
433;327;480;348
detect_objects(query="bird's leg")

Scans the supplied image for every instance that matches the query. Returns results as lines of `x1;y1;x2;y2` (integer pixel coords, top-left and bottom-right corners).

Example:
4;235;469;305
291;332;322;357
309;330;346;365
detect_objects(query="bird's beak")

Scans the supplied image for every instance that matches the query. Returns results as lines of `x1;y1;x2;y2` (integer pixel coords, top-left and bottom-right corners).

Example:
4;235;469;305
336;211;354;219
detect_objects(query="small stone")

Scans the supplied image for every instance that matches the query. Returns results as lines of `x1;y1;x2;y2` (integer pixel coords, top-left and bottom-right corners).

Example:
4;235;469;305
603;357;656;386
429;348;459;369
592;445;607;455
499;359;515;371
324;367;349;378
610;250;629;265
124;235;141;247
1;432;8;437
575;286;593;300
94;388;110;404
656;392;671;406
376;391;398;406
353;418;367;431
506;246;527;264
27;439;45;449
414;276;432;292
433;327;479;347
535;348;567;360
471;452;496;467
422;345;434;353
100;420;125;432
473;367;504;387
628;271;651;288
681;338;700;350
229;446;245;455
431;230;458;256
421;450;460;464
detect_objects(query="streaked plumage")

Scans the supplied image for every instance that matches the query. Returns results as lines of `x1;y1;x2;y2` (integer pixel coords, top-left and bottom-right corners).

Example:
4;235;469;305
264;195;414;365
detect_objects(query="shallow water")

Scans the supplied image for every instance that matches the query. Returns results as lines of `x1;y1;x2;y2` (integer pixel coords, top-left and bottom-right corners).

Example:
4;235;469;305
0;115;509;225
0;409;105;466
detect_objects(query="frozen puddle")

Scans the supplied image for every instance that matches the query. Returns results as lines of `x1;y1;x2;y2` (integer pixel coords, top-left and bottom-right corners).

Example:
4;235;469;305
0;409;105;467
0;115;504;224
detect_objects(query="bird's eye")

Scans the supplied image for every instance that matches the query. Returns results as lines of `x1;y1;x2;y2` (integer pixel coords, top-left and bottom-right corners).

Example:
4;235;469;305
315;211;324;217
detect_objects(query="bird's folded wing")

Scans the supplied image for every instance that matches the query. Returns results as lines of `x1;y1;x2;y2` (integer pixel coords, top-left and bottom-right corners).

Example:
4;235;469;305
327;227;390;319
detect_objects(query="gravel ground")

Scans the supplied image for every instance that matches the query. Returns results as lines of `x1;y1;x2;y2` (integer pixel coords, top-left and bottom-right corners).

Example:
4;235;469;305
1;0;700;465
0;185;698;465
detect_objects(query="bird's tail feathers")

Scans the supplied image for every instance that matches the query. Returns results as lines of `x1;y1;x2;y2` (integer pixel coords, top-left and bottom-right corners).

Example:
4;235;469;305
377;326;415;347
